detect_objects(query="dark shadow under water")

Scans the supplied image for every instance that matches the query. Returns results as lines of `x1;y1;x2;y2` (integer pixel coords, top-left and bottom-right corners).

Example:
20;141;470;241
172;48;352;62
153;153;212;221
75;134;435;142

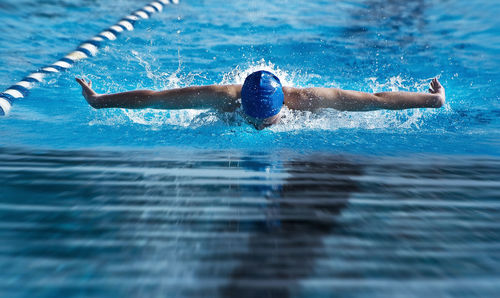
220;156;362;297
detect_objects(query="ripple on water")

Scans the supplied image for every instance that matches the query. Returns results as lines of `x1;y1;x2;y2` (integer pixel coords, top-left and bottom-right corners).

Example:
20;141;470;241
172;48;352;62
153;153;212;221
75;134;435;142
0;148;499;297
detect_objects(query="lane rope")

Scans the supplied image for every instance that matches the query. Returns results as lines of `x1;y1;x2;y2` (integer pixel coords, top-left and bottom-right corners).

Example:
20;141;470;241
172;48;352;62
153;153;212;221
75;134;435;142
0;0;180;116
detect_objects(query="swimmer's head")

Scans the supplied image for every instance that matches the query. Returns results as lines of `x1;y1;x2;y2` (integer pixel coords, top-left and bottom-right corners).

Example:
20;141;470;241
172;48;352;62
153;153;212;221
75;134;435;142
241;70;284;130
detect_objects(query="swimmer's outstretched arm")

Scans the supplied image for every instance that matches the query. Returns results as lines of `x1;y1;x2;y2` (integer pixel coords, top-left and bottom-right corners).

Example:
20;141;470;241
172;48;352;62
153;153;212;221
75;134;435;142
77;77;445;113
283;78;445;111
76;78;241;112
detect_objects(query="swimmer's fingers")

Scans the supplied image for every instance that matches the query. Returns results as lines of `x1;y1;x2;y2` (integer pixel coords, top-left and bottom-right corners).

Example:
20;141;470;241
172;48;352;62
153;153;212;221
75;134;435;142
432;78;441;89
75;77;84;86
429;77;441;94
76;77;94;91
75;77;89;89
75;77;97;99
429;79;435;93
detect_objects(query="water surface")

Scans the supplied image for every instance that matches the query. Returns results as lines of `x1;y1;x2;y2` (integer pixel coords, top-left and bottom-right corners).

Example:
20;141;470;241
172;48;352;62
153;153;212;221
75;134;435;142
1;149;499;297
0;0;499;297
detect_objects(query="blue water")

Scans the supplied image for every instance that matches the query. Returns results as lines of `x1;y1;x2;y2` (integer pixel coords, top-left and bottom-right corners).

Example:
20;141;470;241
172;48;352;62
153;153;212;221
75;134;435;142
0;0;498;154
0;0;499;297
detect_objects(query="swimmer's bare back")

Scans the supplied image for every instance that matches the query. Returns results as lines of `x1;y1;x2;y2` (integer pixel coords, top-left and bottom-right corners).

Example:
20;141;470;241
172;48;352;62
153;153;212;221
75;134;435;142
76;77;445;112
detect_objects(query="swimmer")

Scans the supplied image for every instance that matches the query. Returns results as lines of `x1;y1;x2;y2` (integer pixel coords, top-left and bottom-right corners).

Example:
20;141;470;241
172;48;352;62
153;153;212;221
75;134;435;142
76;70;445;130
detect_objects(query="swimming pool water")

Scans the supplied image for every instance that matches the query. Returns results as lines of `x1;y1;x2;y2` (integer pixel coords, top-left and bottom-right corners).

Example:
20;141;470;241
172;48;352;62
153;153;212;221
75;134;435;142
1;148;500;297
0;0;499;297
0;0;498;154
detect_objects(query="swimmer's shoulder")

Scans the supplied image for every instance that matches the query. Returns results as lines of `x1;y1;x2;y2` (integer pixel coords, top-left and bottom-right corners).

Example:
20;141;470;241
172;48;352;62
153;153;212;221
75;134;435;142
211;84;242;112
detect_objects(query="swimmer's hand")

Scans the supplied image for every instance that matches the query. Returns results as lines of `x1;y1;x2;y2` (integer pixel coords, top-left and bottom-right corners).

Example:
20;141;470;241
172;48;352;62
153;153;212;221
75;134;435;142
428;77;446;106
75;77;99;108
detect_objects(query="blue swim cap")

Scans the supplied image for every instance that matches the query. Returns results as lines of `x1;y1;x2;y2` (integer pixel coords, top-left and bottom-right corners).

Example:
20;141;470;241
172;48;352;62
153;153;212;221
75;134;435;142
241;70;284;119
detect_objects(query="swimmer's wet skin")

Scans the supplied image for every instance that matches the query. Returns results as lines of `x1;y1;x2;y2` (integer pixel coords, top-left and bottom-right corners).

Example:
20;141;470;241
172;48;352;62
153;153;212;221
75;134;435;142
76;71;445;130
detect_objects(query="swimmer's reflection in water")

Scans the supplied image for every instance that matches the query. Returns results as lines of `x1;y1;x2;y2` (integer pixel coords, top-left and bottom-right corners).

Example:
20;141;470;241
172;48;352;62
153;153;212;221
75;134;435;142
219;155;362;298
76;70;445;130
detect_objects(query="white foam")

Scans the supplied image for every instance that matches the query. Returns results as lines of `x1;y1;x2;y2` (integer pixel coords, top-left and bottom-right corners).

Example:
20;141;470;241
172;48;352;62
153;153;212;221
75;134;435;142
220;59;296;87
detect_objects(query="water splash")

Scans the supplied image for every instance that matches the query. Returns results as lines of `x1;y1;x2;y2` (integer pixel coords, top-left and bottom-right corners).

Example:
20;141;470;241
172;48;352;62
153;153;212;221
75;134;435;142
130;50;203;89
365;75;437;93
220;59;325;88
91;50;211;127
95;59;447;132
